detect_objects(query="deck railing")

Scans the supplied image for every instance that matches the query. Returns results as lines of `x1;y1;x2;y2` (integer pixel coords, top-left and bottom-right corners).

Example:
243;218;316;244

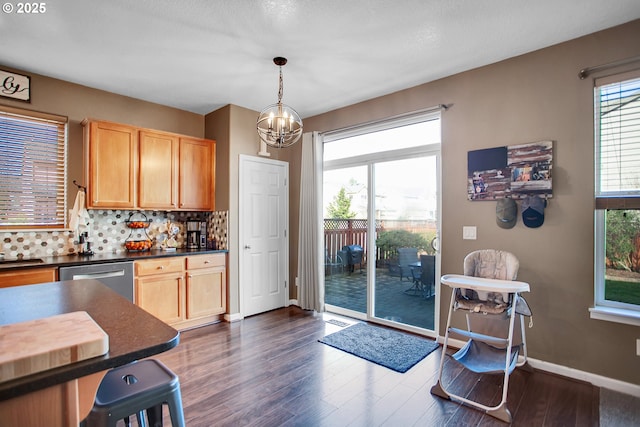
324;218;435;265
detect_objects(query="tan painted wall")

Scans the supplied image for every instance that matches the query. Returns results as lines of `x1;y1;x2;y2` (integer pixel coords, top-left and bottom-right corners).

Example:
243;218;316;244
205;104;264;315
291;20;640;385
205;106;231;212
0;68;204;202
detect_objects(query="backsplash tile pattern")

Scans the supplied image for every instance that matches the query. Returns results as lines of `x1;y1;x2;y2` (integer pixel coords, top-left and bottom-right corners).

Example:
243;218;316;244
1;210;228;259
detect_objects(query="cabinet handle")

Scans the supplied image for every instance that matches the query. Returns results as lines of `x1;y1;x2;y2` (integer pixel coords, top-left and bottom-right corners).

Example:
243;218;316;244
188;274;193;278
204;260;210;264
157;265;164;270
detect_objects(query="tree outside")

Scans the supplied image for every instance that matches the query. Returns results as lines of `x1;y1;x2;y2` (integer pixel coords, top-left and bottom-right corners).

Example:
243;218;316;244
326;187;357;219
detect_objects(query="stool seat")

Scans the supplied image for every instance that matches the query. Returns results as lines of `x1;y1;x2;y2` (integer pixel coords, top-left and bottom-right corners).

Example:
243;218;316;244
82;359;185;427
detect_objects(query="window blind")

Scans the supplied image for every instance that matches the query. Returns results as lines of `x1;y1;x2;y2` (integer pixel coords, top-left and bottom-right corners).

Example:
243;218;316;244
595;71;640;209
0;106;67;229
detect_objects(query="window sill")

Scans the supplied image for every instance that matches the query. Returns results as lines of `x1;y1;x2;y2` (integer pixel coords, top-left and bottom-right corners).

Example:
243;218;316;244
589;306;640;327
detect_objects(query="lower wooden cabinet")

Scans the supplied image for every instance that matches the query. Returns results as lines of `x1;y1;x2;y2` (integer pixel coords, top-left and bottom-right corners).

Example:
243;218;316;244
0;267;57;288
135;253;226;330
186;254;226;321
136;271;184;326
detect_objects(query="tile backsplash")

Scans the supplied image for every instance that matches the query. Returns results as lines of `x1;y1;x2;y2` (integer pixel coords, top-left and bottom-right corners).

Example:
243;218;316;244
1;210;228;258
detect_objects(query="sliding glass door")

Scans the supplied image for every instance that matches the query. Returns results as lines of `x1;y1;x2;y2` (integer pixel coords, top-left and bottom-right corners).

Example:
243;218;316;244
322;111;441;334
372;156;438;331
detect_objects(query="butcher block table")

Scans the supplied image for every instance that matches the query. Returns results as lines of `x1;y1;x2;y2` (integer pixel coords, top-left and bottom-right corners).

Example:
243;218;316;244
0;279;180;427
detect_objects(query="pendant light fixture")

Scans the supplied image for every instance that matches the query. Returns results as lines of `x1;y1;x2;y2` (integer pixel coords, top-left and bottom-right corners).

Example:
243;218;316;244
256;57;303;148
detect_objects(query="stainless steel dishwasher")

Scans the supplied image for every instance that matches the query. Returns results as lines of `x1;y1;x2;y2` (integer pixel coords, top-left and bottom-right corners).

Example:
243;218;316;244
59;261;134;302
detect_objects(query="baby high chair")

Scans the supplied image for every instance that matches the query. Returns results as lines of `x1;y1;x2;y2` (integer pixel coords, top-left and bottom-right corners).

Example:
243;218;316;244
431;249;532;423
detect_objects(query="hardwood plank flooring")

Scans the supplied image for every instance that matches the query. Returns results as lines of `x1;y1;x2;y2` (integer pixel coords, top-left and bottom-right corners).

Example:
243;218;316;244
138;307;602;426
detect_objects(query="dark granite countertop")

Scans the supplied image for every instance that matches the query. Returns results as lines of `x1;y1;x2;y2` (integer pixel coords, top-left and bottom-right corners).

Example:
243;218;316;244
0;279;180;401
0;248;228;271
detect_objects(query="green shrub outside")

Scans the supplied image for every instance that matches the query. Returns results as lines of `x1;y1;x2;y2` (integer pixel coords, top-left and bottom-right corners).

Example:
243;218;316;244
376;229;435;256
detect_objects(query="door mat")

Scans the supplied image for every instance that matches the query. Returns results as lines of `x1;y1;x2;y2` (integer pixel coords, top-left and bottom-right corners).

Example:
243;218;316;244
319;322;439;373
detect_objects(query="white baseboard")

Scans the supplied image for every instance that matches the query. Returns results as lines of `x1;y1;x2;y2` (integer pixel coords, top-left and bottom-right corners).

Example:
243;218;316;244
527;358;640;398
289;299;298;306
438;336;640;397
224;312;243;322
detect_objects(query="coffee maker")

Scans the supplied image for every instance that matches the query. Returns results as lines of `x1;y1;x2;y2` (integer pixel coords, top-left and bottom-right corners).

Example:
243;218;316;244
186;221;207;249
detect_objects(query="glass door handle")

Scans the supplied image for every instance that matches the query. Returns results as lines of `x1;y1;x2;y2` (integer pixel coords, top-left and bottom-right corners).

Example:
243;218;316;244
431;236;439;252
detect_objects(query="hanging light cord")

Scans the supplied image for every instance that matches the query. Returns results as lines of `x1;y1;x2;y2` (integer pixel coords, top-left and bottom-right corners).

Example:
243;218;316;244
277;66;284;104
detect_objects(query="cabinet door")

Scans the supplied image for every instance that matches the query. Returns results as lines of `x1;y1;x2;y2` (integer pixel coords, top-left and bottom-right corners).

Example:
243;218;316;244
87;121;137;208
179;137;215;210
136;273;184;325
139;131;178;209
186;267;226;319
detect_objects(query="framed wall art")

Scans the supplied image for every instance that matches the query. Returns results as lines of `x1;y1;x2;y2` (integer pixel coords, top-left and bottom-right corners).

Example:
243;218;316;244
467;140;553;200
0;69;30;102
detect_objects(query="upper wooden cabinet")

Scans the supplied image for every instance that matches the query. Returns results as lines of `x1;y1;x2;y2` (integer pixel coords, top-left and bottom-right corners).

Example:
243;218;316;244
86;121;137;209
179;137;214;211
84;120;215;211
139;130;179;209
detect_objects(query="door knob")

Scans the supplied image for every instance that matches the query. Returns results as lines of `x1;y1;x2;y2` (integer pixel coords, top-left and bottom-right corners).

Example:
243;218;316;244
244;245;251;249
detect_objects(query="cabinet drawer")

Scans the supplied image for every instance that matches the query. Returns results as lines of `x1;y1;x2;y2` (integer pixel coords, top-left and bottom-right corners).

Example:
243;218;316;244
0;268;57;288
135;258;184;276
186;253;225;270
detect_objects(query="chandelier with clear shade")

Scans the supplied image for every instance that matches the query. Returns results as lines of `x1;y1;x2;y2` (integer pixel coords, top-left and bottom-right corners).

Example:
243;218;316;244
256;57;303;148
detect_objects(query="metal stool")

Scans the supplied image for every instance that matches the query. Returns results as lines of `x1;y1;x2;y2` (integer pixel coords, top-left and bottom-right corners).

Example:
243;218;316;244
81;359;185;427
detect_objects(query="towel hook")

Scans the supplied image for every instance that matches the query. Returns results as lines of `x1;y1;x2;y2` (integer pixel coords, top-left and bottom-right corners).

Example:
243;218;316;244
73;180;86;192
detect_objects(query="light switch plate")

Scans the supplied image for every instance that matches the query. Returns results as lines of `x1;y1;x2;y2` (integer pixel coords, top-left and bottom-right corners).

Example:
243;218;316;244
463;226;477;240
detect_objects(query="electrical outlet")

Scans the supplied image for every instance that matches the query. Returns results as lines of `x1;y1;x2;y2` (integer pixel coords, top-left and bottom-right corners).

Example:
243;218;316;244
463;226;477;240
637;339;640;356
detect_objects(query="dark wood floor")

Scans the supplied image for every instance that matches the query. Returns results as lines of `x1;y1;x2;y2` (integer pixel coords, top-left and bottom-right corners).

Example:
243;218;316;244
148;306;599;427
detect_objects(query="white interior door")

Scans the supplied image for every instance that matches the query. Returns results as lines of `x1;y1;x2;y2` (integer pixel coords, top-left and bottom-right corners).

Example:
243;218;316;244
239;155;289;317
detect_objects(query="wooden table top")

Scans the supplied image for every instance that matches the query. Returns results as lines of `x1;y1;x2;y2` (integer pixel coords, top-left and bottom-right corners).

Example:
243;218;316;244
0;279;179;400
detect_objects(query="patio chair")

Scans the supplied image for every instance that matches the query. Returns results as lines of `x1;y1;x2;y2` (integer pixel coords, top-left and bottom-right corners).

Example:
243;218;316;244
397;247;418;281
407;254;436;297
325;250;344;277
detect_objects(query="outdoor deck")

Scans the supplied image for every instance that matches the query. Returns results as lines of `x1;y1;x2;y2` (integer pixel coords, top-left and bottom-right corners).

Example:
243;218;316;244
324;266;435;330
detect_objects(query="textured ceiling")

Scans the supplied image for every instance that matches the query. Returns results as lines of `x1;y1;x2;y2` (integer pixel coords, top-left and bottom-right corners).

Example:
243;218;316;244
1;0;640;118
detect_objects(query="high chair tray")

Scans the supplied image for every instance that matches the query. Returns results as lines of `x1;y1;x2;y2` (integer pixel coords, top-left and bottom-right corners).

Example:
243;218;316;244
441;274;530;293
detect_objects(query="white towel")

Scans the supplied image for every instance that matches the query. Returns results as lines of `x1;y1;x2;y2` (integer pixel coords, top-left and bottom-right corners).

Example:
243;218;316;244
68;190;89;231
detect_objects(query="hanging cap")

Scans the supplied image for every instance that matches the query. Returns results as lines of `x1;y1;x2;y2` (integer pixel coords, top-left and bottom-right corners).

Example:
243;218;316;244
496;198;517;229
522;195;546;228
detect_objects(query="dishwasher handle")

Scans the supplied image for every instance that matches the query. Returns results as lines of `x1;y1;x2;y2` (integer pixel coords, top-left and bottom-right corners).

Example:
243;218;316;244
71;269;126;280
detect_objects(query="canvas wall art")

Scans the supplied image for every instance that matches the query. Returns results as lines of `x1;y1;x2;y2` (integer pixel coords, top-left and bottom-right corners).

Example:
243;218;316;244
468;141;553;200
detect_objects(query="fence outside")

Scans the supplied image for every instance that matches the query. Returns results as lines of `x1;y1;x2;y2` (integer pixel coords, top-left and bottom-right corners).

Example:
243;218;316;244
324;218;436;266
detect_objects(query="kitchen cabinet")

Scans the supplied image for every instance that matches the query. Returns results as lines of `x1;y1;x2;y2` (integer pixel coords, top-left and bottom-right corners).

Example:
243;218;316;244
185;253;226;325
0;267;57;288
179;137;215;211
139;130;179;209
84;120;215;211
135;257;185;326
135;253;226;329
85;121;137;209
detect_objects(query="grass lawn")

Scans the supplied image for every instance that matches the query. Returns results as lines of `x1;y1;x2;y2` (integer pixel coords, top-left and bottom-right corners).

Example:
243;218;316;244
605;279;640;305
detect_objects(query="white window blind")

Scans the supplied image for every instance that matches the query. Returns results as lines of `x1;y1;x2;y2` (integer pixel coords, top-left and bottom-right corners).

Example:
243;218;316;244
0;106;67;229
595;71;640;209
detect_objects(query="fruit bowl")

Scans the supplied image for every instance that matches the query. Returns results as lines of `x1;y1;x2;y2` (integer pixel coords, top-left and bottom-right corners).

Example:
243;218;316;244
125;212;151;229
126;220;151;229
125;240;153;252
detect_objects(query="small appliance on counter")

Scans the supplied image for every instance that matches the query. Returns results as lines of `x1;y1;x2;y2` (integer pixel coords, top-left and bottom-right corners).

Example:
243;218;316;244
77;231;94;256
186;220;207;249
